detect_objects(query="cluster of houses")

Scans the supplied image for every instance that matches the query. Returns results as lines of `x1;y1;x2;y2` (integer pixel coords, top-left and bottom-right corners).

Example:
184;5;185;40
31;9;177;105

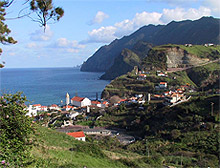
152;84;192;105
26;93;109;117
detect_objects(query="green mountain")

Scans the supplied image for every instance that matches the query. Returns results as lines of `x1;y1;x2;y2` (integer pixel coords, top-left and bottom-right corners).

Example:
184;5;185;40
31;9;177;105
81;17;220;75
101;41;152;80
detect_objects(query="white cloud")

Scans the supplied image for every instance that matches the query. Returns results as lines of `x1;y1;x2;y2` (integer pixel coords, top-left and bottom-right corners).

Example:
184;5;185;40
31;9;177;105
89;11;109;25
50;38;86;53
26;42;38;48
30;26;53;41
9;52;16;56
160;6;211;23
203;0;220;16
82;26;117;43
83;6;212;44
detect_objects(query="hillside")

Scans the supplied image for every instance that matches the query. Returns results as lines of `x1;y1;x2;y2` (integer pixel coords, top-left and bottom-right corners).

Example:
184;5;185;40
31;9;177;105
102;61;220;99
100;41;152;80
142;44;220;70
29;126;127;167
85;94;220;167
81;17;220;73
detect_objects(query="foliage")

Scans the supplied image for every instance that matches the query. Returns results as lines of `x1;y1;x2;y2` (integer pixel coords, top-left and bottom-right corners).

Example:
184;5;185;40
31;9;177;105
0;92;34;167
30;0;64;28
0;0;64;67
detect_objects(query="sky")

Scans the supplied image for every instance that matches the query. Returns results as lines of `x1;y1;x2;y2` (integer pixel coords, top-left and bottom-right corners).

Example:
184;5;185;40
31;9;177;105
1;0;219;68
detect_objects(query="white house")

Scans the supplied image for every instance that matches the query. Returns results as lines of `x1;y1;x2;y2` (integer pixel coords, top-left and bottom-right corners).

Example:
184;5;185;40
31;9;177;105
25;105;38;117
40;106;48;112
67;131;86;141
32;104;41;111
101;101;109;108
71;96;91;107
159;82;167;88
69;111;80;119
165;93;182;103
49;104;60;111
91;101;102;108
63;105;73;111
157;72;166;77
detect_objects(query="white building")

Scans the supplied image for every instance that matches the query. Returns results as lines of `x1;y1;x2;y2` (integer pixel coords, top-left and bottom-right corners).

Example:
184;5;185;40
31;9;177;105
69;111;80;119
25;105;38;117
101;101;109;108
159;82;167;88
32;104;41;111
165;93;183;103
63;105;73;111
71;96;91;107
40;106;48;112
91;101;102;108
66;93;70;105
67;131;86;141
49;104;60;111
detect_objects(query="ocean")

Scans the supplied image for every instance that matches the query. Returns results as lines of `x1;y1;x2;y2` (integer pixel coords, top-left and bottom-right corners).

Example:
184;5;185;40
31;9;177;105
0;67;110;105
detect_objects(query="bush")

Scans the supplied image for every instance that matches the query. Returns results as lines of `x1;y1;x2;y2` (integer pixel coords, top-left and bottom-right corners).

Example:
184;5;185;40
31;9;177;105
0;92;34;167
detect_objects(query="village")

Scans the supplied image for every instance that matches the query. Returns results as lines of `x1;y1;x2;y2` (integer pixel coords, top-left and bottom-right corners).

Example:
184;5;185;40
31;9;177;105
24;68;198;143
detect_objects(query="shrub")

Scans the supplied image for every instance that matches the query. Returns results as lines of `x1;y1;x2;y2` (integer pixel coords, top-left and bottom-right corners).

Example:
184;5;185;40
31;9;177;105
0;92;34;167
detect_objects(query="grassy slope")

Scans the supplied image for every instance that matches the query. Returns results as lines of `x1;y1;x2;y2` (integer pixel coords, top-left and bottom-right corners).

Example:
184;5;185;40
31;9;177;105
29;126;127;168
97;95;219;167
153;44;220;59
102;60;219;99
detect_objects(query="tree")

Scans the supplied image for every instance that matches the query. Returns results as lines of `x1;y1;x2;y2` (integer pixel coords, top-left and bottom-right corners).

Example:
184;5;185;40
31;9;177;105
0;0;64;67
0;92;34;166
0;0;64;166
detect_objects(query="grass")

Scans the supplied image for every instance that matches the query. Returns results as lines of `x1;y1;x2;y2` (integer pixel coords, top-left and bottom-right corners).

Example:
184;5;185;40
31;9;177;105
153;44;220;60
29;126;127;168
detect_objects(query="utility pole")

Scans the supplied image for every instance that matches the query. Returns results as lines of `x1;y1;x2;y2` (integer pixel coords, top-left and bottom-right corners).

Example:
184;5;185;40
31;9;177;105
96;92;98;100
180;154;183;168
211;102;214;116
146;139;150;157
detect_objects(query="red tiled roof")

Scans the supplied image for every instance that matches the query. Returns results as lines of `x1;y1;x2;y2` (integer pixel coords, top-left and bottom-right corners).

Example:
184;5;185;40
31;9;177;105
63;105;73;108
160;82;167;84
102;101;108;104
71;96;84;102
139;74;146;77
41;106;47;108
33;104;41;107
91;101;101;104
67;131;85;138
51;104;58;107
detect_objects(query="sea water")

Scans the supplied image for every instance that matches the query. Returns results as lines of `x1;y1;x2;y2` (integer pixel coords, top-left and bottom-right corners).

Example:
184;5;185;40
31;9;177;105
0;67;110;105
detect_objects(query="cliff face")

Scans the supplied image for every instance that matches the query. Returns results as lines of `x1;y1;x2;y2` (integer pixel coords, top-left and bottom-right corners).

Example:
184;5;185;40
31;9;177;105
165;47;209;68
142;45;220;70
81;17;220;74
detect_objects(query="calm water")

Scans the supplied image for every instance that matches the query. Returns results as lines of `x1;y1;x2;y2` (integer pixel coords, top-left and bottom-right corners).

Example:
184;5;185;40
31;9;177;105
0;68;110;105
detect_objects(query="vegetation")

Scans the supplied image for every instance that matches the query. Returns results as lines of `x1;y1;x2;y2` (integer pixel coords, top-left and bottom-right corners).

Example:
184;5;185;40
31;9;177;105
0;92;34;167
95;95;219;167
0;0;64;68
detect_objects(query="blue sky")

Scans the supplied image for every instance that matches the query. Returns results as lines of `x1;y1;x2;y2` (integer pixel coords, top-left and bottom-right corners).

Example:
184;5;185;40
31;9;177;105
1;0;219;68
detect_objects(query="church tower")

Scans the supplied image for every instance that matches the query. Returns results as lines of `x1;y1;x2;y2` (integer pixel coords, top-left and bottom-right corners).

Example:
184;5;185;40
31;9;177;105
66;93;70;105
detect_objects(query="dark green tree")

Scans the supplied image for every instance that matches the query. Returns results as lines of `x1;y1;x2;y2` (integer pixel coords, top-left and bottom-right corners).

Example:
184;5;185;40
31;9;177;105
0;0;64;67
0;93;34;166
